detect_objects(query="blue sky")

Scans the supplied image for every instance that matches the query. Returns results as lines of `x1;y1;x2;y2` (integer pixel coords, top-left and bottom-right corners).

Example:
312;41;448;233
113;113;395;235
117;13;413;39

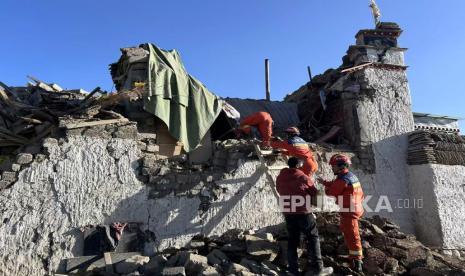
0;0;464;129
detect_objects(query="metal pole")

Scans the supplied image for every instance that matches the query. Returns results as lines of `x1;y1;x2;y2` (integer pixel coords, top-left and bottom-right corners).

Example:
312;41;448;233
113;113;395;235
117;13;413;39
307;66;313;82
265;59;270;101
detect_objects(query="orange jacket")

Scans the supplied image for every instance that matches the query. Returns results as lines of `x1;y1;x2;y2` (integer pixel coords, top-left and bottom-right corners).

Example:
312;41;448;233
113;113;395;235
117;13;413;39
239;112;273;145
323;170;364;217
271;136;318;175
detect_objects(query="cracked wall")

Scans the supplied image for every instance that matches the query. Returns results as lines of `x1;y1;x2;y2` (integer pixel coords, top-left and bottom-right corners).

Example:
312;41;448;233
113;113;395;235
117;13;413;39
0;134;289;275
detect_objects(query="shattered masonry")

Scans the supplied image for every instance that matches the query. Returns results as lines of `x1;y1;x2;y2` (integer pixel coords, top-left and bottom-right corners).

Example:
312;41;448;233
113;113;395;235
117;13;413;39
0;22;464;276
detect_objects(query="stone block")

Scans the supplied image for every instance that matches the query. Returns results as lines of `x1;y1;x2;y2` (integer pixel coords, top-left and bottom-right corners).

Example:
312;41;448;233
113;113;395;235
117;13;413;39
166;251;189;267
143;154;158;168
184;253;209;275
176;174;189;185
114;255;149;274
143;255;167;275
227;263;249;274
113;124;139;140
207;249;229;266
363;248;386;274
161;267;186;276
245;235;279;262
137;141;147;151
82;126;112;139
11;163;21;172
16;153;33;165
146;144;160;153
41;138;58;148
1;171;17;183
34;154;47;163
0;180;11;189
199;266;220;276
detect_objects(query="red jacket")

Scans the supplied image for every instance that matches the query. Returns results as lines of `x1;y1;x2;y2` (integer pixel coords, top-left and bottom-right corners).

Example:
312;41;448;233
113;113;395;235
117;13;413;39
276;168;318;214
323;170;364;217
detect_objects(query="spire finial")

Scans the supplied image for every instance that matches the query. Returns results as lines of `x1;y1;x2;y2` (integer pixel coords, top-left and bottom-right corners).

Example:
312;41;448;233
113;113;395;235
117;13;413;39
369;0;381;27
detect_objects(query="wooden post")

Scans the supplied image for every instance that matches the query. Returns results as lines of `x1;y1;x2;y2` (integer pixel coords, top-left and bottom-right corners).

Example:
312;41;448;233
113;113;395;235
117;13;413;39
307;66;313;82
265;59;270;101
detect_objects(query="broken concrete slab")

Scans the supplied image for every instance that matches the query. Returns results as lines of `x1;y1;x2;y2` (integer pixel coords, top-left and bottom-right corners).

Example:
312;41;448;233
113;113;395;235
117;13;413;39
114;255;149;274
245;235;279;262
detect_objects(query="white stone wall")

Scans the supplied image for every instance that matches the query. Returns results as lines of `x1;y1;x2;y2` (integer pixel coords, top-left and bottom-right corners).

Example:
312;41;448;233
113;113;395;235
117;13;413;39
409;164;465;249
350;67;416;233
0;136;288;276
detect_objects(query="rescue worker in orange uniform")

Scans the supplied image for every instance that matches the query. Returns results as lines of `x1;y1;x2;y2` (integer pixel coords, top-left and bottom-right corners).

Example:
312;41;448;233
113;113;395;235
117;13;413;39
237;111;273;149
318;154;364;272
271;127;318;176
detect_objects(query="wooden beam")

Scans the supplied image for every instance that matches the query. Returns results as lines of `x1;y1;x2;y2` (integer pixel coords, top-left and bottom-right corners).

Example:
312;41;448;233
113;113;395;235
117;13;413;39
63;118;129;129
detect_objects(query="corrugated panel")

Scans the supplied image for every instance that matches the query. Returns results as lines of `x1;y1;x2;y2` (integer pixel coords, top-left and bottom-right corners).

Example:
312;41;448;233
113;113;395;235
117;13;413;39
225;98;300;130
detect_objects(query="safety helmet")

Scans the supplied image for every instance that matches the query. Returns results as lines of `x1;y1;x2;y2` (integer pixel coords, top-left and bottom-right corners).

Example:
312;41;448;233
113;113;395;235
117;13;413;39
284;127;300;135
329;154;352;168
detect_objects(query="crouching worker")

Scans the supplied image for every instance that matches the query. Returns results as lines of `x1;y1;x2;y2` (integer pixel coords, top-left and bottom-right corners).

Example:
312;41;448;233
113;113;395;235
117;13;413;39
276;157;333;276
318;154;364;272
236;111;273;150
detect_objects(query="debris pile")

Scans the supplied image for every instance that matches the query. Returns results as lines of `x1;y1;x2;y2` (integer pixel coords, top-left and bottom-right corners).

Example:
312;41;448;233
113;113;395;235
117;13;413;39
0;77;145;191
408;131;465;165
60;213;465;276
0;77;144;151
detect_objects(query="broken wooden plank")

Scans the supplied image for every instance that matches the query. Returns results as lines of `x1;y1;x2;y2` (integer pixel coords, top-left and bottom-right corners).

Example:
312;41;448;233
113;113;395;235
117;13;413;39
0;127;29;144
62;118;129;130
27;75;55;92
340;62;374;73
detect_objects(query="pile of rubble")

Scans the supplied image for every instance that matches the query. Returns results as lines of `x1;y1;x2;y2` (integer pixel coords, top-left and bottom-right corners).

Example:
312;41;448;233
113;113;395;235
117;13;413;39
60;213;465;276
408;131;465;165
0;77;144;189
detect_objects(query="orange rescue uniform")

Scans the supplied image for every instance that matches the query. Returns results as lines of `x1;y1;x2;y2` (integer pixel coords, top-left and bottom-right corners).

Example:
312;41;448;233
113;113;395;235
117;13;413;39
239;112;273;146
322;169;364;260
271;136;318;176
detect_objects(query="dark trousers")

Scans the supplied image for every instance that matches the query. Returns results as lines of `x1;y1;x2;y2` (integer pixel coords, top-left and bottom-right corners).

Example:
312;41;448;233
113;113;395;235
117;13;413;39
285;213;323;275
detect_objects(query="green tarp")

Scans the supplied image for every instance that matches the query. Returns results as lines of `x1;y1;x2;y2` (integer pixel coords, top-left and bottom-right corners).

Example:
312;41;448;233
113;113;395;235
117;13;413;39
143;43;223;152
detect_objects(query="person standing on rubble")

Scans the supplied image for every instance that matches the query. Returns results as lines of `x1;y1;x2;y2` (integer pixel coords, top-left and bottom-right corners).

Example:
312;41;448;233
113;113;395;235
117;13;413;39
271;127;318;176
318;154;364;273
236;111;273;150
276;157;333;276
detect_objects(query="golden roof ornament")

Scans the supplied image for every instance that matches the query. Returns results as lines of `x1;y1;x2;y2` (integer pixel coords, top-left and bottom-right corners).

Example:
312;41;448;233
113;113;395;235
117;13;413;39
369;0;381;27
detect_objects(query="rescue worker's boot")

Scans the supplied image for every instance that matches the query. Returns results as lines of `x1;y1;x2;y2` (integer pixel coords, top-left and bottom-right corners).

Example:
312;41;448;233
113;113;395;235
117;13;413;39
351;259;363;273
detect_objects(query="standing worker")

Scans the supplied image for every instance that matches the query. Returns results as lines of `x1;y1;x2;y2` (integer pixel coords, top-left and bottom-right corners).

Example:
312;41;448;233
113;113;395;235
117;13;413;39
276;157;333;276
318;154;364;272
236;111;273;149
271;127;318;176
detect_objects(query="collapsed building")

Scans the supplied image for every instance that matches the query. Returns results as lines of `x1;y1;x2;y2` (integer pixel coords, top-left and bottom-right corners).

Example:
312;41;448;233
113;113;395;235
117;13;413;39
0;21;464;276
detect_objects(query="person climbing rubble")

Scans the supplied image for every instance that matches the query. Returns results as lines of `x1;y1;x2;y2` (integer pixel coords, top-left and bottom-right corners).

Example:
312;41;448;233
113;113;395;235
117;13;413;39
271;127;318;176
236;111;273;149
318;154;365;273
276;157;333;276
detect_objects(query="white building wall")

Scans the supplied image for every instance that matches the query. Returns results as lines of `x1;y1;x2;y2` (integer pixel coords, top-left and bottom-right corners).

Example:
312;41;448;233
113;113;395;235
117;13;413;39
409;164;465;249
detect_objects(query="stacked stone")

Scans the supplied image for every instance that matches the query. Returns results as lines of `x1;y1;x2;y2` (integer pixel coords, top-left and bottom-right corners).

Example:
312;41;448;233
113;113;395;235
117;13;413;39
141;139;261;200
60;213;465;276
0;148;47;190
408;131;465;165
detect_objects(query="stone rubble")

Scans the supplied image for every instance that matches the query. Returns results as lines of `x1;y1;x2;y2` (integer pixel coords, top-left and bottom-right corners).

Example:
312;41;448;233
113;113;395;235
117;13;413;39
58;213;465;276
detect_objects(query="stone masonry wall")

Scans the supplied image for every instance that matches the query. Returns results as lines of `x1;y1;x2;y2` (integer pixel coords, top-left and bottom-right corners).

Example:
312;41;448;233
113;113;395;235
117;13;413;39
0;133;289;276
340;66;416;233
409;164;465;249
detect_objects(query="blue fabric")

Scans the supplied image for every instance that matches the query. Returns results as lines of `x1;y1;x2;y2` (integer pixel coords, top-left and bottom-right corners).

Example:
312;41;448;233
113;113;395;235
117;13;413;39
338;171;360;186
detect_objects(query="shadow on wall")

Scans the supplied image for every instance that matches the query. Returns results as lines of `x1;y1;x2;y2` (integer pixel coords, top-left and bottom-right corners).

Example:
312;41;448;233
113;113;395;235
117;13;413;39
105;161;273;254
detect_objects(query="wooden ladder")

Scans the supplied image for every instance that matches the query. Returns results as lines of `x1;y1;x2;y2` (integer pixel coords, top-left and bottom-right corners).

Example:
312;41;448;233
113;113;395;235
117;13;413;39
252;144;286;200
